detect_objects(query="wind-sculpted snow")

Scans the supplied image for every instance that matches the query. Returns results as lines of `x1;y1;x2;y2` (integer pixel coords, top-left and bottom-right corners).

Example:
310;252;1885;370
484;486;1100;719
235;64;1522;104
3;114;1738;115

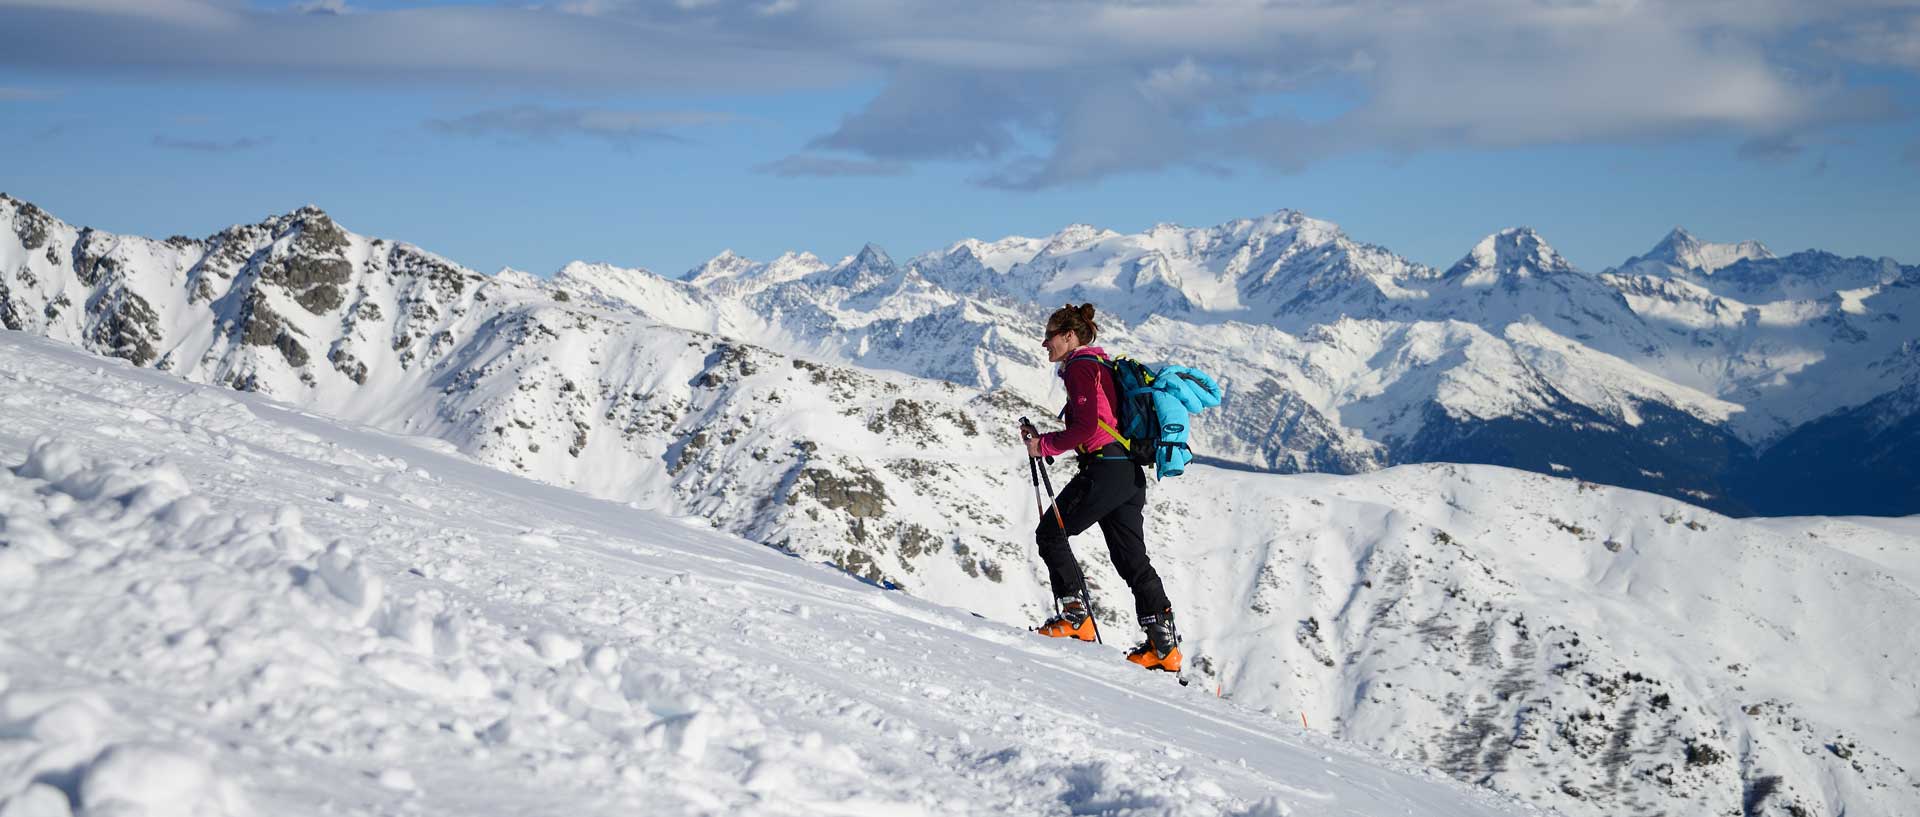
0;333;1542;817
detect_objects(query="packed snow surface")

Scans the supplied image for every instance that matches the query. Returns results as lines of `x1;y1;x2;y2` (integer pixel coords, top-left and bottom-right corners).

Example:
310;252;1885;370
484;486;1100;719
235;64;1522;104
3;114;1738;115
0;333;1537;816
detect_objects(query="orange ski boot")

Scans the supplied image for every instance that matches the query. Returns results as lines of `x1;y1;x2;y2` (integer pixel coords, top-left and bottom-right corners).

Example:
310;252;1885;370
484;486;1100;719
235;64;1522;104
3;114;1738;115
1034;596;1097;642
1125;610;1182;672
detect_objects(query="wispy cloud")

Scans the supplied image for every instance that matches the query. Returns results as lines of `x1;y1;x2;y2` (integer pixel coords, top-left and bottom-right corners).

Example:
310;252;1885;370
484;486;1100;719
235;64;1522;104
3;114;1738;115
153;135;272;152
0;2;861;91
754;154;908;178
1738;133;1806;163
425;104;738;148
32;120;83;142
1820;14;1920;69
292;0;354;16
0;86;58;101
3;0;1914;187
0;0;235;27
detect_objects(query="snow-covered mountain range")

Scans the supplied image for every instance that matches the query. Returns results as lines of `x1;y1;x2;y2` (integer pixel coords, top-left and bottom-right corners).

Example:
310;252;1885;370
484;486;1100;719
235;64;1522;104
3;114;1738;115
2;194;1917;817
5;195;1917;516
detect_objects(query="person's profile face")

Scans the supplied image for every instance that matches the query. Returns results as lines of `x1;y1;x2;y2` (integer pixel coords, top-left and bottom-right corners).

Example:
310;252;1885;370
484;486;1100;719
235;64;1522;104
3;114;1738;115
1042;327;1077;363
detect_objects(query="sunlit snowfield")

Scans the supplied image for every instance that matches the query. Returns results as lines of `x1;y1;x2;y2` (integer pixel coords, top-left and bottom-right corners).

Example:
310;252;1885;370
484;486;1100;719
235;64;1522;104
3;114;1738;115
0;333;1548;816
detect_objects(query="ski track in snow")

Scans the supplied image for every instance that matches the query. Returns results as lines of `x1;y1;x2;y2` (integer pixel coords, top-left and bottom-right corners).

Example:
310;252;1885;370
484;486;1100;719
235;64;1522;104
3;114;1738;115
0;333;1536;816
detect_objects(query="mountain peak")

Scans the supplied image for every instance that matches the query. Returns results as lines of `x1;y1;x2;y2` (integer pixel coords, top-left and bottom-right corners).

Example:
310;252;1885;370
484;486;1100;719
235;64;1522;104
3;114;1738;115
1647;227;1703;260
1235;208;1309;231
1039;223;1117;256
1633;227;1772;275
689;249;759;283
772;250;823;266
853;243;894;268
1446;227;1574;284
281;204;334;226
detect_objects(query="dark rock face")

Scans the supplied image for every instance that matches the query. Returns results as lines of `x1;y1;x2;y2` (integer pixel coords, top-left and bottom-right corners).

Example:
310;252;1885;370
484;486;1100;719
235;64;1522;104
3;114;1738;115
1734;384;1920;516
265;214;353;316
799;466;887;519
73;232;111;287
1234;379;1378;474
87;289;163;367
1395;395;1757;516
328;346;368;385
0;280;20;331
7;196;52;250
1378;369;1920;517
238;290;309;368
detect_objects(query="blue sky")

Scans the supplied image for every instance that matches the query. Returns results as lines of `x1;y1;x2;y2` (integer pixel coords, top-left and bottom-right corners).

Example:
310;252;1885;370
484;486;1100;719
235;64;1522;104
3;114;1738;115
3;0;1918;278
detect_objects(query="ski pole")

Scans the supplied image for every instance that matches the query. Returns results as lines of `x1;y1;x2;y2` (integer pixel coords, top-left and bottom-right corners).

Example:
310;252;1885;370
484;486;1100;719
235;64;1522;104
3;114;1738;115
1078;587;1102;644
1021;417;1101;645
1018;416;1053;466
1034;456;1065;531
1026;454;1048;521
1031;459;1098;644
1036;458;1101;644
1019;417;1066;531
1023;449;1065;624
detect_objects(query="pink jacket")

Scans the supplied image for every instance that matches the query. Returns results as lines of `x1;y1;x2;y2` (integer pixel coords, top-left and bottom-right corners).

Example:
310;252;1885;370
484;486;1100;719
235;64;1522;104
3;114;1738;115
1037;346;1122;458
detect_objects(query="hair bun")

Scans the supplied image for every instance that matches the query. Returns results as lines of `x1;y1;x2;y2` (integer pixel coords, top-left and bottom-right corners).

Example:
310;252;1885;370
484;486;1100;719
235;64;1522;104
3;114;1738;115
1043;302;1100;345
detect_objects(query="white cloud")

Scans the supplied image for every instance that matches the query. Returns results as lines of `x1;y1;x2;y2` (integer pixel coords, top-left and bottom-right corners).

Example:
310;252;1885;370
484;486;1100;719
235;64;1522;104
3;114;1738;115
292;0;354;16
0;3;864;91
1821;14;1920;68
0;0;233;26
1139;58;1214;105
2;0;1912;186
808;0;1909;187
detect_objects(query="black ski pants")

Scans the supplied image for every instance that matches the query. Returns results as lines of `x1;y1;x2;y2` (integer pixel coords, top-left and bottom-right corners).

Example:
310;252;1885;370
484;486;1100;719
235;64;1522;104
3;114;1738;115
1035;458;1171;618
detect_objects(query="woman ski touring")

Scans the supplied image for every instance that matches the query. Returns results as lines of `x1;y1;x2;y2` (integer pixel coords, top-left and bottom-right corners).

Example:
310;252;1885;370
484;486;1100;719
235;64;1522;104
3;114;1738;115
1020;303;1181;672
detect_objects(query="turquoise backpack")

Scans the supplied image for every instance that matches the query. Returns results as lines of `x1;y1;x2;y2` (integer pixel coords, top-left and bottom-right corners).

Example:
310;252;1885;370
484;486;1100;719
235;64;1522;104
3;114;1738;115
1086;356;1225;478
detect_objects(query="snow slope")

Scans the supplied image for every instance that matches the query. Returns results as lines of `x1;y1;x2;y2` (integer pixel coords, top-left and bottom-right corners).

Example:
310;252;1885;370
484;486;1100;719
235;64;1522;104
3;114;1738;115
0;331;1536;817
5;323;1916;817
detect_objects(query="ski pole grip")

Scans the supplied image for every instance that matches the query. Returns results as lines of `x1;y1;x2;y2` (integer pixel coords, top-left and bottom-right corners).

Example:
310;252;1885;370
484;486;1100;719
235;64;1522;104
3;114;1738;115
1018;417;1052;464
